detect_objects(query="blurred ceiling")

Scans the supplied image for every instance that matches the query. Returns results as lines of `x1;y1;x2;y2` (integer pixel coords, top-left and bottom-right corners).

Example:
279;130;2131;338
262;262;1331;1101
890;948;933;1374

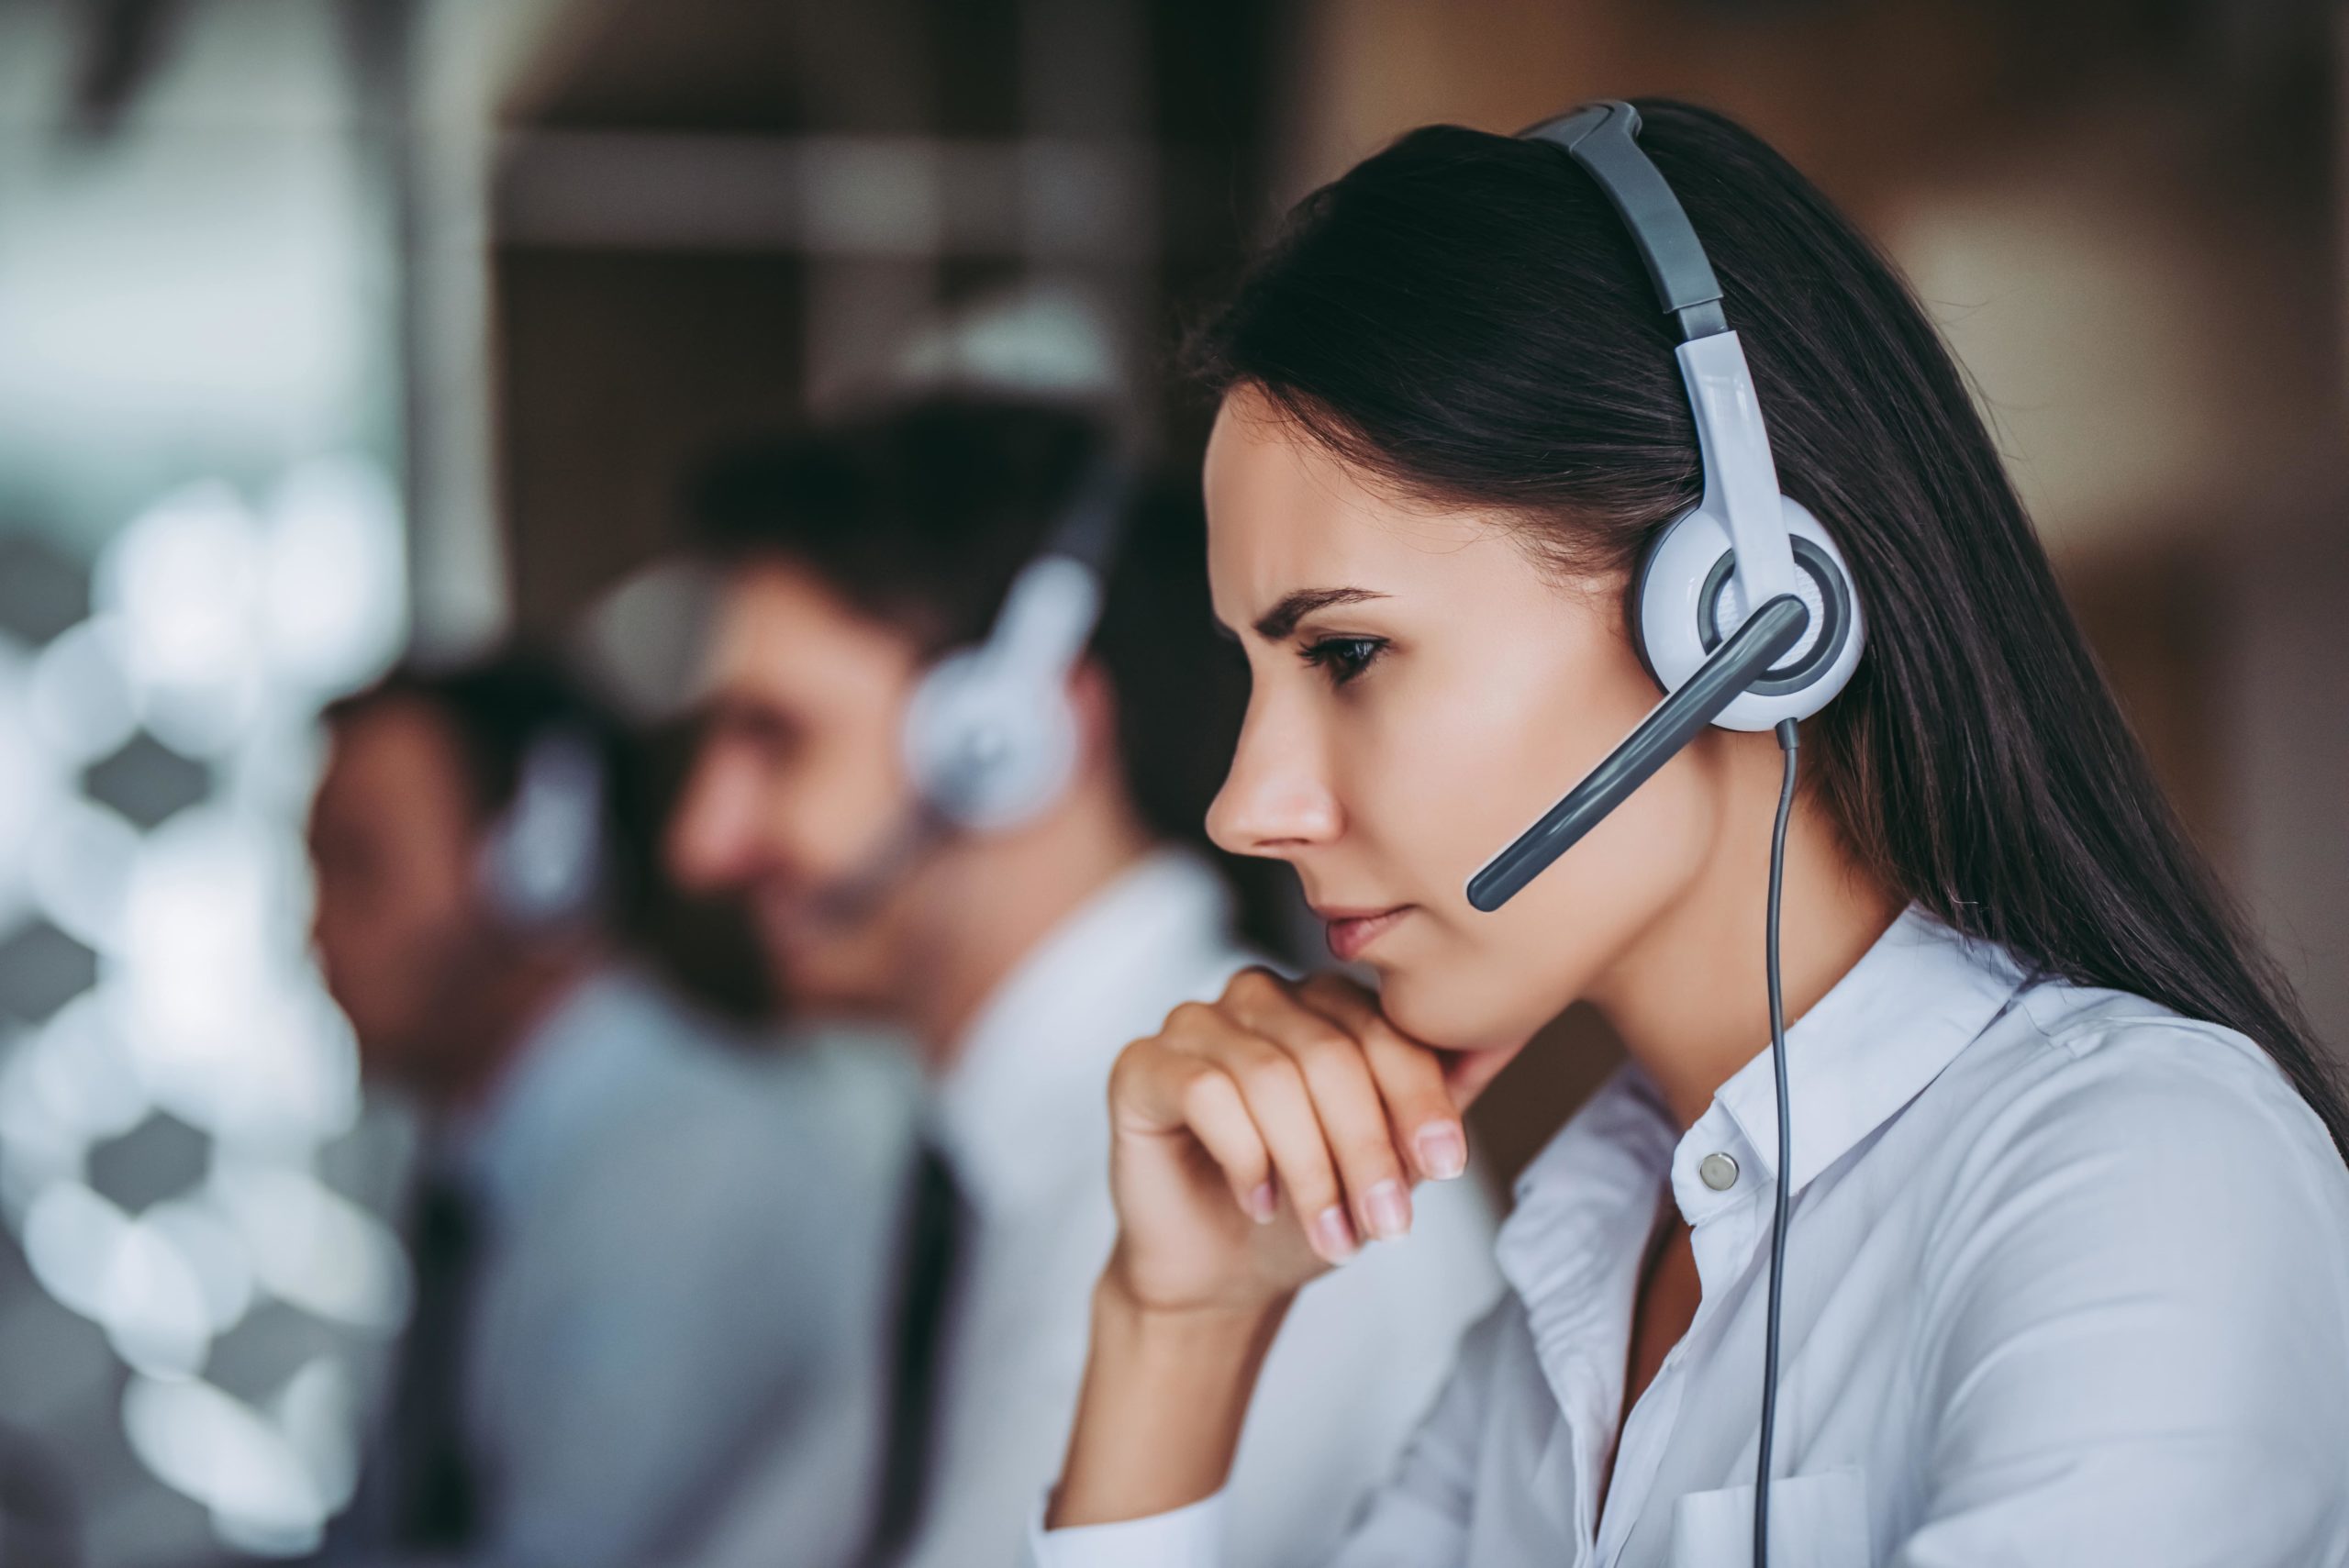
506;0;960;135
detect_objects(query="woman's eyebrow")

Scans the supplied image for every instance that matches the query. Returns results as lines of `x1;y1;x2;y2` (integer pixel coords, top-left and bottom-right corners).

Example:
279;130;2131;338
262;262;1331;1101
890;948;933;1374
1252;586;1388;640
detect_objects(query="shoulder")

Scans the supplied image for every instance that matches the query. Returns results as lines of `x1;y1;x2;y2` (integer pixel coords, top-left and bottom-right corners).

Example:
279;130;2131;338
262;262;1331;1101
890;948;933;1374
1884;985;2349;1554
1914;979;2349;1337
570;1004;917;1231
1950;983;2344;1206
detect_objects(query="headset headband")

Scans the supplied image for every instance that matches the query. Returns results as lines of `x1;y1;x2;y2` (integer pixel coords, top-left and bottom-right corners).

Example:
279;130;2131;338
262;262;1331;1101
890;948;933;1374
1467;98;1841;913
1520;98;1798;613
1521;101;1728;343
1039;445;1133;578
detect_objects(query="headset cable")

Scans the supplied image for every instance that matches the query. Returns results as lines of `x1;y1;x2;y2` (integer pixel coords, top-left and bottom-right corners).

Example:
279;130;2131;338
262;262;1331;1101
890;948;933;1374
1753;716;1800;1567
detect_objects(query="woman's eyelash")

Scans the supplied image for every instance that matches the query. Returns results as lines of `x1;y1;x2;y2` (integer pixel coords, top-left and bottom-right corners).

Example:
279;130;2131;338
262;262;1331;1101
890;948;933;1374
1299;636;1387;687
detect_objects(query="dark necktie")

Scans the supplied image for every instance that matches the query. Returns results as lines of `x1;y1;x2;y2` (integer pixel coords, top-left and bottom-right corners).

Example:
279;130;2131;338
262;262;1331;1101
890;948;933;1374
384;1167;485;1551
861;1141;967;1567
0;1419;76;1568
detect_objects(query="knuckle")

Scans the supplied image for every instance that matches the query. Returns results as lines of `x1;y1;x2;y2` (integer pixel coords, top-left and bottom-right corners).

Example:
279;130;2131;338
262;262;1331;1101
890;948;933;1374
1335;1128;1402;1176
1161;999;1219;1040
1285;1166;1341;1212
1235;1049;1306;1102
1177;1064;1236;1118
1289;1021;1361;1069
1222;964;1287;1005
1397;1071;1453;1110
1107;1037;1156;1097
1369;1049;1445;1101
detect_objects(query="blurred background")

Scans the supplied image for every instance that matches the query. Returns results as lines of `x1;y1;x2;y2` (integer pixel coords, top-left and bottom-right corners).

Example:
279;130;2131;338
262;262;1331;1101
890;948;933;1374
0;0;2341;1562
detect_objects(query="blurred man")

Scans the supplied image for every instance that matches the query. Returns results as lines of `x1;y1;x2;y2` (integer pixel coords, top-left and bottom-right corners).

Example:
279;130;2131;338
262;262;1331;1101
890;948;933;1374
670;396;1503;1568
306;651;907;1568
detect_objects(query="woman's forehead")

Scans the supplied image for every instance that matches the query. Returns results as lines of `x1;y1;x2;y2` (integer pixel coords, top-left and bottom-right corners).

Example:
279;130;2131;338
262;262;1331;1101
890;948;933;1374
1206;395;1514;617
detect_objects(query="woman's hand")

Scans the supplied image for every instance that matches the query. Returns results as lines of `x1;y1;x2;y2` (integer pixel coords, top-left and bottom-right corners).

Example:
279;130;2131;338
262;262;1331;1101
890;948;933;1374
1052;967;1511;1529
1101;965;1478;1318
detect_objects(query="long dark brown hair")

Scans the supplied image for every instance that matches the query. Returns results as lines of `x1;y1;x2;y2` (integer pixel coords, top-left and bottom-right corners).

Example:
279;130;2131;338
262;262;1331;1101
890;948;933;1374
1191;98;2349;1160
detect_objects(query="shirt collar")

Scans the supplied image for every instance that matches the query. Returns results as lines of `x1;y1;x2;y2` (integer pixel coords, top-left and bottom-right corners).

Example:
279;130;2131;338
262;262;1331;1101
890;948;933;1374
1497;906;2030;1326
932;847;1246;1218
1673;904;2029;1227
1495;1065;1682;1431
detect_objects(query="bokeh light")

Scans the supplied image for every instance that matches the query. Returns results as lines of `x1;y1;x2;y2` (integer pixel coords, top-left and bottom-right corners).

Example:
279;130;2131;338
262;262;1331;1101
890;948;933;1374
0;448;406;1551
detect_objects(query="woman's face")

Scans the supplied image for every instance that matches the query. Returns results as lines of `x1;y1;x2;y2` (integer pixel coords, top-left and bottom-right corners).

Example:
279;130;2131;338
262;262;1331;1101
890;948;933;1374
1204;386;1736;1055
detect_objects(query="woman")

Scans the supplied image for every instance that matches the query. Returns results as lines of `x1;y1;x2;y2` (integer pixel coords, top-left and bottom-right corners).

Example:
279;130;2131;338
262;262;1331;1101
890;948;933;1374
1030;99;2349;1567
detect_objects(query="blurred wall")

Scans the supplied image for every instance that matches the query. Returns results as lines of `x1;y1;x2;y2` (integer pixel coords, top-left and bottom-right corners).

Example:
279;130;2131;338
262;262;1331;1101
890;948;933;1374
482;0;1285;639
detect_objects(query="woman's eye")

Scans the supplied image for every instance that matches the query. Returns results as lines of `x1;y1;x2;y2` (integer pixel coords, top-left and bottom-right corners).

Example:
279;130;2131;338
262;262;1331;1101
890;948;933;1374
1299;636;1386;688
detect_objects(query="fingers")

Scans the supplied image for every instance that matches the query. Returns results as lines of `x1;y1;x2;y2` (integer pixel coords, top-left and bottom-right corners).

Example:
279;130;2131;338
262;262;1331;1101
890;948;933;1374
1215;1029;1361;1262
1176;1064;1277;1224
1119;968;1482;1270
1152;1000;1352;1260
1109;1025;1275;1223
1297;973;1469;1184
1223;971;1412;1249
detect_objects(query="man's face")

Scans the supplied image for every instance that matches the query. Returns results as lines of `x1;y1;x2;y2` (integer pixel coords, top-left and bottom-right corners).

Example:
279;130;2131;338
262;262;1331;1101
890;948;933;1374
306;699;485;1083
667;562;941;1015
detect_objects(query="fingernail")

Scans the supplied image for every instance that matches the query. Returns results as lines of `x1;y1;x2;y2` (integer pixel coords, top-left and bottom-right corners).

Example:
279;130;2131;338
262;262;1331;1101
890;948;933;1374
1310;1205;1359;1264
1416;1122;1467;1181
1363;1179;1410;1240
1244;1181;1277;1224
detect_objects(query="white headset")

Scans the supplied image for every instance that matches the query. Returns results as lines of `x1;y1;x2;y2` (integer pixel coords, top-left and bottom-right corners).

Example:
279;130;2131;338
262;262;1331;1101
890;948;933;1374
474;725;608;931
797;445;1132;925
1467;100;1865;912
899;450;1131;833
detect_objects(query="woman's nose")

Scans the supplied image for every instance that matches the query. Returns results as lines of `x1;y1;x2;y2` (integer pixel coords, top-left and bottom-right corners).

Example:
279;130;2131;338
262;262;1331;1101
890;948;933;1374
1206;701;1342;859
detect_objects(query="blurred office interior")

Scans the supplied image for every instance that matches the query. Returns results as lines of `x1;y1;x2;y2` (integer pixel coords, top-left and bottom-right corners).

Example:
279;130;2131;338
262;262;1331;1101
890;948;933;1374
0;0;2343;1562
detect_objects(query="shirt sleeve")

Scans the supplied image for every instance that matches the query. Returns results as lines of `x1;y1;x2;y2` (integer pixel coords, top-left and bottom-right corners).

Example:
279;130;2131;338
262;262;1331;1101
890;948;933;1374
1026;1491;1230;1568
1891;1022;2349;1567
1222;1173;1500;1567
1024;1293;1519;1568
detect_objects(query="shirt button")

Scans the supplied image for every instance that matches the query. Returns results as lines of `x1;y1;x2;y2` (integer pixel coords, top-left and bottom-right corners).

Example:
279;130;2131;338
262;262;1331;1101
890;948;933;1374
1698;1151;1740;1191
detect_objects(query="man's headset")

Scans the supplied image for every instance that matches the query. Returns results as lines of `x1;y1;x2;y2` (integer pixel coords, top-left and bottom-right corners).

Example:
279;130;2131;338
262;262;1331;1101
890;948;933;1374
474;724;610;932
1464;102;1868;1568
1467;101;1864;911
809;443;1134;925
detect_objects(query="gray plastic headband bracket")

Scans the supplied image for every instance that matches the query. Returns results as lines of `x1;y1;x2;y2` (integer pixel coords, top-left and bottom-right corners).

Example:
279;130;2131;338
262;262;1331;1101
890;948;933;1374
1521;100;1727;342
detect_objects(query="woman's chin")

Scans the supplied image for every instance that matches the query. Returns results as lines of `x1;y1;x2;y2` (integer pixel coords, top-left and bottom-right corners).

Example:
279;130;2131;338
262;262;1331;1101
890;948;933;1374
1377;966;1544;1057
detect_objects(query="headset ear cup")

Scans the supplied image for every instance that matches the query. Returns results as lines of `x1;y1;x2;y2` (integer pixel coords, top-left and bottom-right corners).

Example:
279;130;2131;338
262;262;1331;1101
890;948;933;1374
475;729;607;929
1634;497;1865;731
902;651;1082;832
1627;513;1678;692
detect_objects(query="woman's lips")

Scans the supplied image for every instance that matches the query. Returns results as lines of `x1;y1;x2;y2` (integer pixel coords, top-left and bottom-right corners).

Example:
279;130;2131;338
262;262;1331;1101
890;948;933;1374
1323;905;1412;962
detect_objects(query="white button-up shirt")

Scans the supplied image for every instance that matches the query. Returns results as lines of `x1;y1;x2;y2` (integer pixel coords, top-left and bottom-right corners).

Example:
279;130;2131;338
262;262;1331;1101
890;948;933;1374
907;849;1503;1568
1033;907;2349;1568
332;967;917;1568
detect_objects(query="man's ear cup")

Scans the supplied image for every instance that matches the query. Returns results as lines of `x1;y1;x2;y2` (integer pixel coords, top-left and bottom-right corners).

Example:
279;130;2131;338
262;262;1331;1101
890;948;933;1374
901;649;1082;832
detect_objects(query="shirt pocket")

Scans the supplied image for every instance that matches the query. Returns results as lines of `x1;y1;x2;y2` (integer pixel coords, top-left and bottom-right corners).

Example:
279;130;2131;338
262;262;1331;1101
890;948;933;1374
1669;1465;1870;1568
